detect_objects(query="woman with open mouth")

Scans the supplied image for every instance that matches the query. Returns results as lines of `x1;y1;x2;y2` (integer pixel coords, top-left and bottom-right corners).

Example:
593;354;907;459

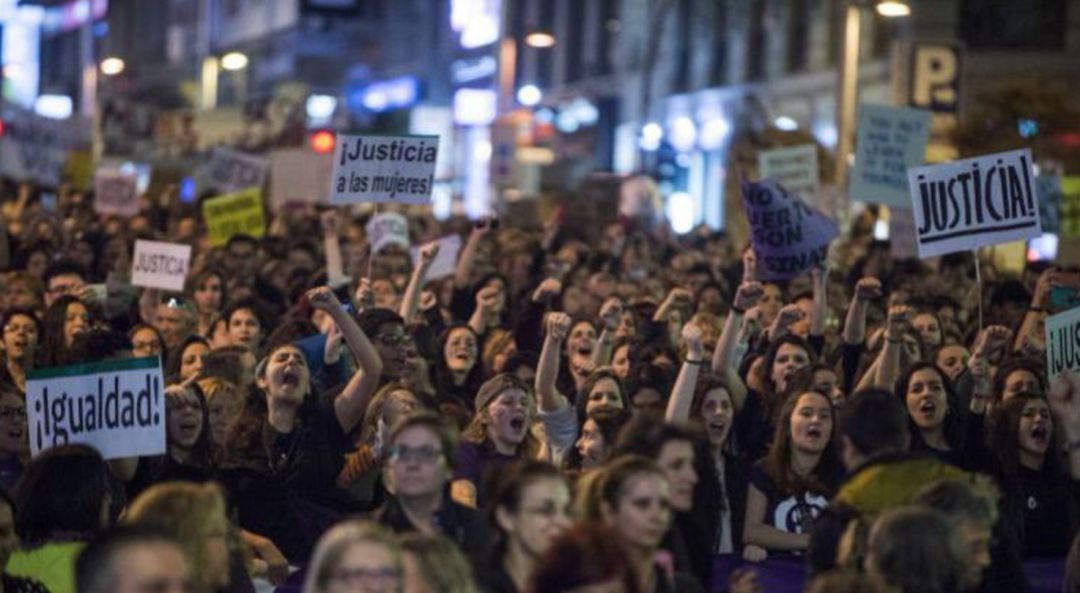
896;362;979;470
431;324;485;415
987;391;1080;558
217;285;385;563
0;308;42;393
743;390;842;562
124;383;213;499
41;295;96;366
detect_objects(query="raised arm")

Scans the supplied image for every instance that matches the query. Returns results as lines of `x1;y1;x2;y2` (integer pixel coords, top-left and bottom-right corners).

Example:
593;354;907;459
592;298;623;367
307;286;383;432
712;282;762;412
536;312;572;413
321;210;349;287
1015;268;1055;353
967;326;1011;415
454;219;492;289
871;305;910;390
809;266;828;338
666;324;705;424
468;284;499;336
766;304;805;343
843;277;882;345
399;241;439;325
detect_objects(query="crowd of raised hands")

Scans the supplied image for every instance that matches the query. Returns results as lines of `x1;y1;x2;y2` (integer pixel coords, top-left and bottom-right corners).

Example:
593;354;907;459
0;180;1079;593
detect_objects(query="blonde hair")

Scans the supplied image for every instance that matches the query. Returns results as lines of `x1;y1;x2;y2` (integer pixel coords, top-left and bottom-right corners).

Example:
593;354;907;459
304;520;403;593
397;533;479;593
123;481;230;593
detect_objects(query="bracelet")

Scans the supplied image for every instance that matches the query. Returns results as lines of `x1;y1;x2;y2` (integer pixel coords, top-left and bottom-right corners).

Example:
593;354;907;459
1029;307;1045;313
731;306;747;315
686;359;707;366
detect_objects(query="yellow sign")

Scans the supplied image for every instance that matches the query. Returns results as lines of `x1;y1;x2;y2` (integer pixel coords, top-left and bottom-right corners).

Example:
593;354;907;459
1062;177;1080;239
202;188;265;247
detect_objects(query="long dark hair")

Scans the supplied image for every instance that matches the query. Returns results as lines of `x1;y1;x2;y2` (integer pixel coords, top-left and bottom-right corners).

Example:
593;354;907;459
894;362;965;453
489;461;567;559
763;391;842;497
431;324;486;403
42;295;94;366
164;335;210;380
574;368;630;423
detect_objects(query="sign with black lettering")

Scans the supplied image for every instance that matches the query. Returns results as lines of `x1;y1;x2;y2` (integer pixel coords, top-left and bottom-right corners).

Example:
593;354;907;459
205;147;268;193
758;144;819;207
907;148;1041;258
911;43;961;114
742;179;839;281
851;104;931;206
1062;177;1080;238
202;188;266;247
131;240;192;292
1047;306;1080;382
94;168;140;217
330;134;438;205
27;357;166;460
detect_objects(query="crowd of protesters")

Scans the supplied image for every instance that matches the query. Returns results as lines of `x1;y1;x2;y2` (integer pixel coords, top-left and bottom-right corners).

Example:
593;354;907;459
0;177;1077;593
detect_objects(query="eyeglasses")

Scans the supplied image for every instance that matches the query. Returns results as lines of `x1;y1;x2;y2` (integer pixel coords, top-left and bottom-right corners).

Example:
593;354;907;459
519;503;572;520
329;566;401;588
0;406;26;420
3;324;37;335
388;444;442;464
375;333;409;347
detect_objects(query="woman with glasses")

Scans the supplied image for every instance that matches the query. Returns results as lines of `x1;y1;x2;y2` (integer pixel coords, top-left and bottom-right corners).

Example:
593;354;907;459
480;461;572;593
126;383;213;498
304;520;404;593
0;308;41;392
128;323;165;361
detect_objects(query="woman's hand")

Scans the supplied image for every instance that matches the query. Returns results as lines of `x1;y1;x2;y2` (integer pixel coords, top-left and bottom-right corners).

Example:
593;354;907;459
306;286;338;311
417;241;440;268
742;544;768;563
354;278;375;311
682;323;704;362
599;298;623;332
734;281;764;312
854;277;883;302
532;278;563;303
885;305;911;341
545;312;572;342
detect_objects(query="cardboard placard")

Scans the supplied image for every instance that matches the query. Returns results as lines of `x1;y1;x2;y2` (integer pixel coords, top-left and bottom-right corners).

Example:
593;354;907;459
1061;177;1080;239
270;148;334;205
907;148;1041;258
205;147;268;193
0;104;89;186
27;357;166;460
366;212;410;253
1047;306;1080;383
202;188;266;247
94;168;140;217
330;134;438;205
131;240;192;292
742;179;839;281
851;104;932;206
410;234;462;280
889;206;919;259
758;144;819;206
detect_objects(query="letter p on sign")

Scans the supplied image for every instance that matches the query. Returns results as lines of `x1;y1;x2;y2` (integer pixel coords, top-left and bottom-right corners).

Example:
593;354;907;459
911;43;960;114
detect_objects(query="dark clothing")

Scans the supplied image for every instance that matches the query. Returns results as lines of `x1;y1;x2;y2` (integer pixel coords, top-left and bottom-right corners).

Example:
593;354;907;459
220;400;353;563
1010;464;1080;558
733;389;771;462
0;455;24;492
653;562;705;593
453;440;519;508
749;462;836;540
1;574;49;593
372;493;491;562
475;555;519;593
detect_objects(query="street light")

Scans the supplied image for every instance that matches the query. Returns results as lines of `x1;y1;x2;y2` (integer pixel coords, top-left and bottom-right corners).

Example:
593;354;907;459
834;0;910;189
100;57;125;76
523;30;556;48
220;52;249;71
516;84;542;106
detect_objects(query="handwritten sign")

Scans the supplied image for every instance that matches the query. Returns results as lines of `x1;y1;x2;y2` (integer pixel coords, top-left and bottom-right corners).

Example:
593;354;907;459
907;148;1041;258
202;188;266;247
330;134;438;205
131;240;192;292
1047;306;1080;383
366;212;410;253
1061;177;1080;239
851;104;931;206
758;145;819;206
0;104;89;186
270;148;334;205
889;207;919;259
742;179;838;281
27;357;166;460
411;235;462;280
205;148;268;193
94;168;140;217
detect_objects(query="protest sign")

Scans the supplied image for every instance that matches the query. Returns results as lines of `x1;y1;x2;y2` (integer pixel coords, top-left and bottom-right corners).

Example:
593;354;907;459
330;134;438;205
270;148;334;205
1062;177;1080;238
889;207;919;259
93;168;140;217
411;234;462;280
758;145;819;206
907;148;1041;258
742;179;839;281
202;188;266;247
26;357;166;460
1036;174;1061;234
205;148;268;193
0;103;90;186
1046;306;1080;383
131;240;192;292
850;104;931;206
366;212;410;253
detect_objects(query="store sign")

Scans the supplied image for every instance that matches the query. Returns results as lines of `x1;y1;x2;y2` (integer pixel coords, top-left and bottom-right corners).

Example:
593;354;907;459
911;42;961;114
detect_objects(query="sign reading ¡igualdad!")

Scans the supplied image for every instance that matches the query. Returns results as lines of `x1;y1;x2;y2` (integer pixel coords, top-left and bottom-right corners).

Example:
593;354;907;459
26;357;166;460
330;134;438;205
906;148;1042;258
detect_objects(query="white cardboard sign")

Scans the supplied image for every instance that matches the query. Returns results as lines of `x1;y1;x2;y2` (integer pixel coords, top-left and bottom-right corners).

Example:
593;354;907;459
851;104;931;206
366;212;411;253
1047;306;1080;383
758;144;819;206
330;134;438;205
27;357;166;460
907;148;1041;258
270;148;334;204
131;240;192;292
411;234;462;280
94;168;140;217
206;147;268;193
